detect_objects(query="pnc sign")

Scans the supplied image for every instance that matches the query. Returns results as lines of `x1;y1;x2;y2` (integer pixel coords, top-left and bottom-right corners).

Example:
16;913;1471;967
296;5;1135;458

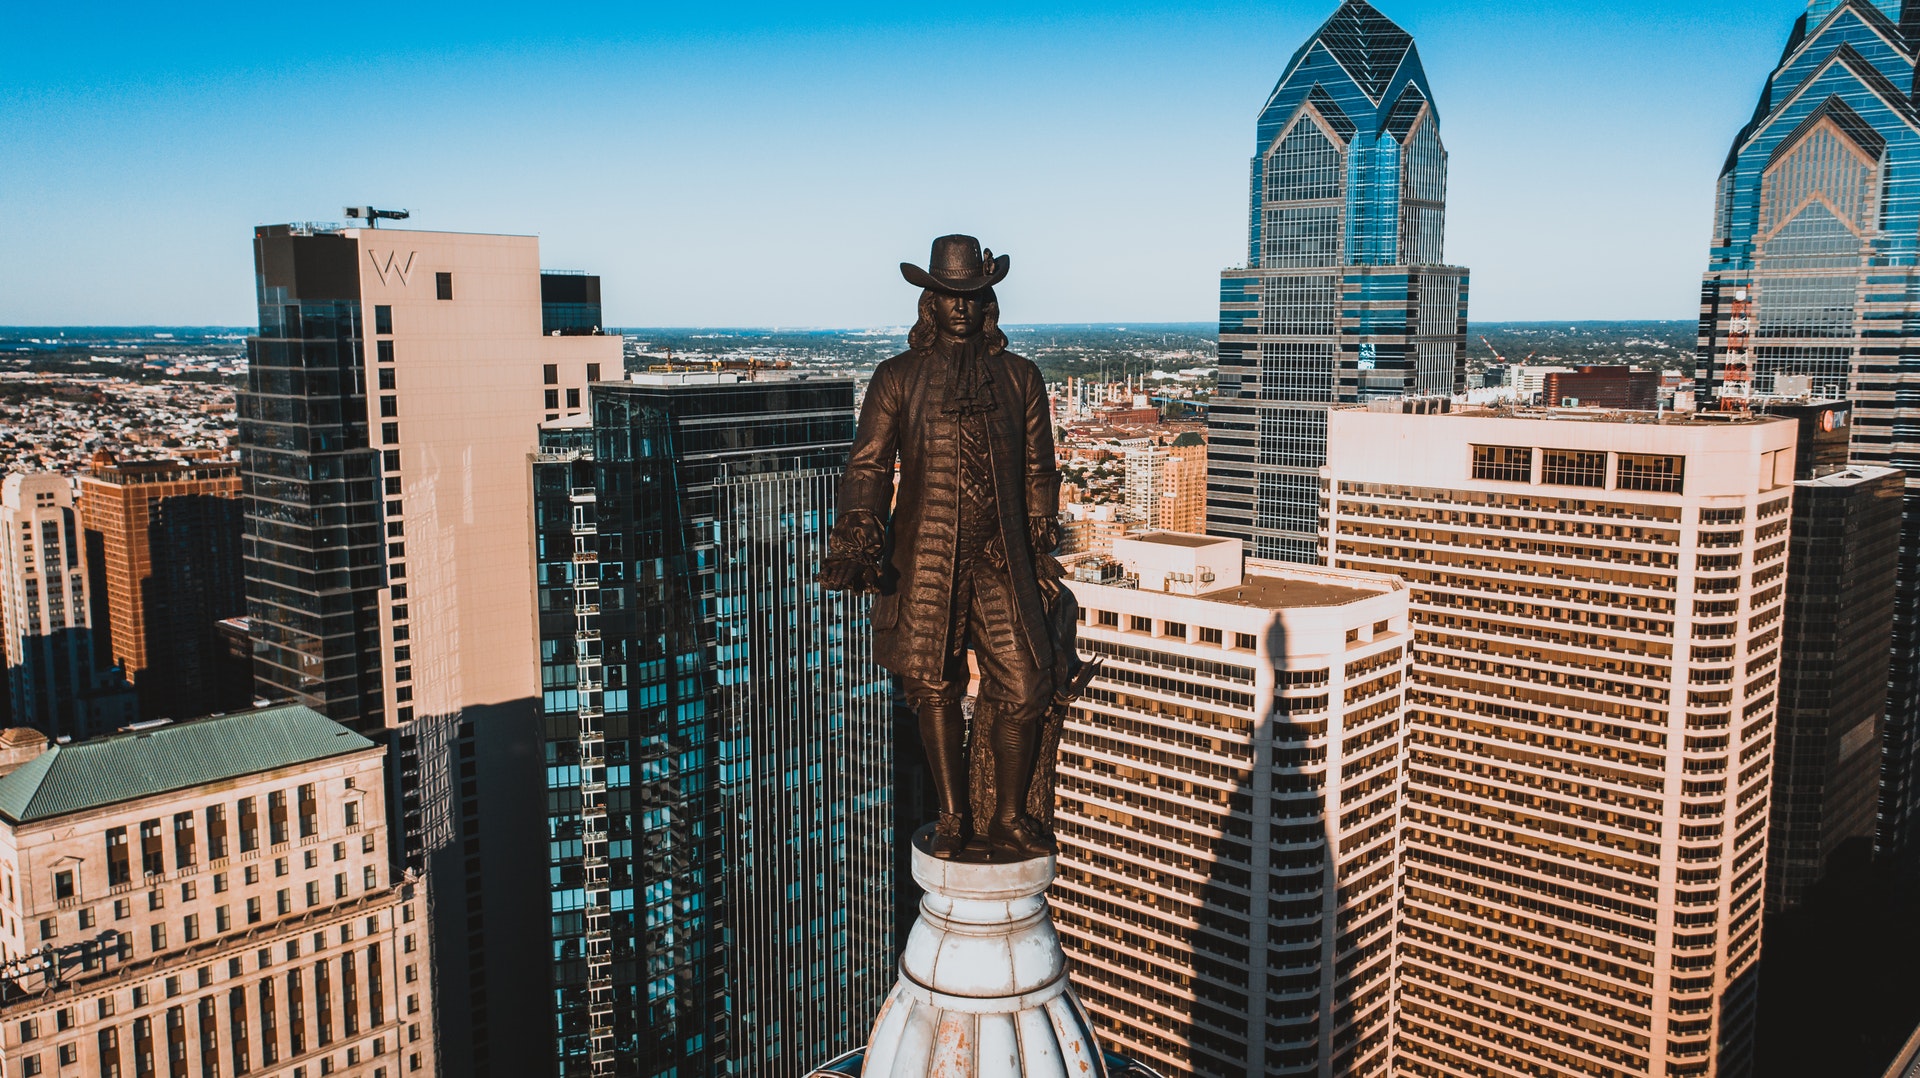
367;249;417;287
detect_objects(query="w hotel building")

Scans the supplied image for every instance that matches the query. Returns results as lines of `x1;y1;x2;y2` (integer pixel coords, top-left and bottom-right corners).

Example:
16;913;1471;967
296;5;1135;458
1209;0;1468;563
243;224;622;1075
1053;533;1409;1078
1324;404;1797;1078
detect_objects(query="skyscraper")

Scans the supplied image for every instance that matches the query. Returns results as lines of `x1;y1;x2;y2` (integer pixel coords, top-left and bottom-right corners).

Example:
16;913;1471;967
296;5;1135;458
532;371;892;1077
1765;400;1901;909
1052;533;1409;1078
77;456;247;720
242;223;622;1076
1324;403;1797;1078
1209;0;1468;563
0;474;132;739
1693;0;1920;858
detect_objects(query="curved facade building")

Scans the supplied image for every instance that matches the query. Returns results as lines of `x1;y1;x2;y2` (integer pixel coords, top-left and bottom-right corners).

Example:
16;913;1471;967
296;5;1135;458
1694;0;1920;861
1208;0;1468;564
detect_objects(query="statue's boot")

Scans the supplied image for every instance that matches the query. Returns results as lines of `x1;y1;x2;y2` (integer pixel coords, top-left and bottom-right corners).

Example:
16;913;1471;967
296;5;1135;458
918;696;971;859
985;703;1055;859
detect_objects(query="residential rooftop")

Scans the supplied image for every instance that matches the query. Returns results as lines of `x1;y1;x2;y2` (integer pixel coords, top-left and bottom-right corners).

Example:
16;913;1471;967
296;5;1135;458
0;705;376;825
1198;569;1383;609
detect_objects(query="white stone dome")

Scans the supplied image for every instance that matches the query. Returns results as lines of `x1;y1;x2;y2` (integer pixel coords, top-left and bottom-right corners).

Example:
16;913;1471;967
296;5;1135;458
861;830;1107;1077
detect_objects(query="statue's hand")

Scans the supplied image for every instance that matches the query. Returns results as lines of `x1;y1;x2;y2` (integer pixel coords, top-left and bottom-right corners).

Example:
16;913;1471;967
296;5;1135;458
821;509;885;593
818;556;881;594
1028;514;1062;556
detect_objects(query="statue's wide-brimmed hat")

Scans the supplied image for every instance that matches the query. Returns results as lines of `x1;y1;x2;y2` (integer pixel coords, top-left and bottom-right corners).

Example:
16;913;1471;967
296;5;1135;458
901;234;1009;294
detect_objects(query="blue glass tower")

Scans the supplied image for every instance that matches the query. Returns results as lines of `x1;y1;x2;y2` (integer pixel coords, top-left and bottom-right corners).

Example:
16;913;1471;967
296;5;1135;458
532;373;893;1077
1208;0;1468;563
1695;0;1920;864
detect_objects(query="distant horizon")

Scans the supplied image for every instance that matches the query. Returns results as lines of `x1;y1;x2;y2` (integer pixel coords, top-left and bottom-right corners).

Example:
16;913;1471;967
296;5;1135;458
0;317;1699;334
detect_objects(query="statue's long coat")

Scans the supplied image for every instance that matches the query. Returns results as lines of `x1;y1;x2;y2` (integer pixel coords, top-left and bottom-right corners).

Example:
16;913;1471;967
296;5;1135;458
839;345;1060;682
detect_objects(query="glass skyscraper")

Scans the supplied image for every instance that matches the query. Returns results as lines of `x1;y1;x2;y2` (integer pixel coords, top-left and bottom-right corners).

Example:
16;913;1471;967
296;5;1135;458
1208;0;1468;563
1694;0;1920;860
533;372;893;1077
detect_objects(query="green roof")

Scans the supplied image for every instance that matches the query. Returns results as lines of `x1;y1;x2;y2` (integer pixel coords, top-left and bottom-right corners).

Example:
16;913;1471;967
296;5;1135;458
0;705;377;824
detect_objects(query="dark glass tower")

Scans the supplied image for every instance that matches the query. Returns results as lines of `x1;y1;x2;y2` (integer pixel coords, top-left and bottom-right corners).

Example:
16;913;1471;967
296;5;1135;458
241;227;386;733
1695;0;1920;861
1208;0;1468;563
533;373;893;1078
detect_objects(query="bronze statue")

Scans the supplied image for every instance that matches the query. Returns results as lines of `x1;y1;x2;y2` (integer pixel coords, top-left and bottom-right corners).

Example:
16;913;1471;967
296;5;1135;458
821;235;1090;861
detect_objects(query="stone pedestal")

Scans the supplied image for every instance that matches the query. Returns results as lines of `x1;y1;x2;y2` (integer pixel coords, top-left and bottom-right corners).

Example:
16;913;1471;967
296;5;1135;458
862;826;1107;1077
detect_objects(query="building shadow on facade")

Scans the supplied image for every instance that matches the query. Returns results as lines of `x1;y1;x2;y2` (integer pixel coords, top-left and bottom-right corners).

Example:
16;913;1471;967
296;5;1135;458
1749;848;1920;1078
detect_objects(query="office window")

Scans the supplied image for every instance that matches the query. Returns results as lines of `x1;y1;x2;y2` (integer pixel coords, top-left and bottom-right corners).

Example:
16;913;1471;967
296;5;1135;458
382;422;399;444
174;812;196;868
435;272;452;300
344;802;360;828
377;340;394;364
207;804;228;859
543;364;559;385
306;882;320;907
587;363;601;382
1618;453;1686;493
53;871;73;901
1541;449;1607;488
269;791;289;845
378;368;396;391
1097;610;1118;627
140;820;164;876
1471;444;1533;482
150;924;166;951
183;914;199;943
374;305;392;334
567;388;580;408
39;918;53;940
1128;615;1151;632
544;389;559;410
299;784;319;839
1235;632;1257;650
77;908;93;930
1198;627;1223;645
247;898;261;924
106;827;129;885
277;890;291;915
21;1056;38;1077
217;907;231;932
380;396;397;418
335;873;348;899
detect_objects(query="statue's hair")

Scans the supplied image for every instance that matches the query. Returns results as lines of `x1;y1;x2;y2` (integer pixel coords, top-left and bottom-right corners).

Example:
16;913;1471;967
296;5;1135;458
908;288;1007;355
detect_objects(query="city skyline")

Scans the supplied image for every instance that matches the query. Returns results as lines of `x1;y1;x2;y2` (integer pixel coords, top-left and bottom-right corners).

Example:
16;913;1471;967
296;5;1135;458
4;0;1794;327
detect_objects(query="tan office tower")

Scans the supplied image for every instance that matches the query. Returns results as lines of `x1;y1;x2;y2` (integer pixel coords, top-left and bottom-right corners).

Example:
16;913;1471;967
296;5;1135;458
0;474;133;739
77;457;245;720
244;224;621;1076
1054;532;1410;1078
1124;440;1208;533
1323;403;1797;1078
0;706;434;1078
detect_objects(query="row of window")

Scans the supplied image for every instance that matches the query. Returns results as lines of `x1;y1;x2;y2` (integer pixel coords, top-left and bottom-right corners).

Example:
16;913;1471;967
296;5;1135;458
1472;445;1687;494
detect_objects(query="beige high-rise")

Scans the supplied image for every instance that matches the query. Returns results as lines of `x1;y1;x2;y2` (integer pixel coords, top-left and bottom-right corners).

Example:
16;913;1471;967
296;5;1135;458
245;224;621;1077
0;474;132;739
1053;533;1410;1078
1125;441;1208;533
1324;404;1797;1078
0;706;433;1078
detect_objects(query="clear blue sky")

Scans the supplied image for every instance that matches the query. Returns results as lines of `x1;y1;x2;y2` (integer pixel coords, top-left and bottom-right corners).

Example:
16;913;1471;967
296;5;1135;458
0;0;1795;327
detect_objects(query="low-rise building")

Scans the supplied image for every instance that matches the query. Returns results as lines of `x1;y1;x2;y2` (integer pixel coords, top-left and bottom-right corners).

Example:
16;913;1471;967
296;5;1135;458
0;705;434;1078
